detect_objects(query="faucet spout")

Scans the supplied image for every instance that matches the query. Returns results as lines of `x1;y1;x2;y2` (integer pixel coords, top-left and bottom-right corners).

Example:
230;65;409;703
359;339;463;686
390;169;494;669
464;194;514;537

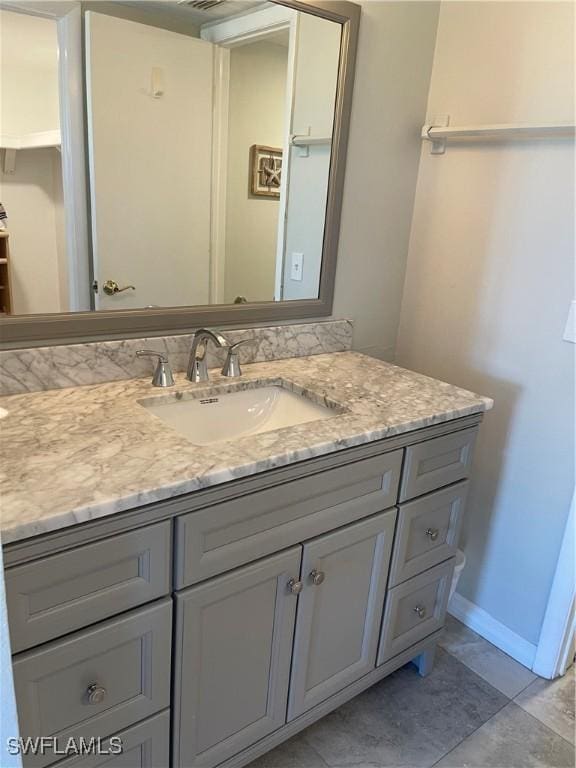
187;328;229;383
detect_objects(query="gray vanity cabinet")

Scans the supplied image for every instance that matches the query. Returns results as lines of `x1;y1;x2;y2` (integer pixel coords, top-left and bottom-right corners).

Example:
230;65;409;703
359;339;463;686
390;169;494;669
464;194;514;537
173;548;301;768
288;509;396;720
174;509;398;766
6;418;482;768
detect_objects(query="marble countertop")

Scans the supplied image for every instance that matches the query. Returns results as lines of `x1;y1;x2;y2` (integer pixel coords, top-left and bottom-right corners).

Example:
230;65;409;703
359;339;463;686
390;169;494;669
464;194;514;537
0;352;493;544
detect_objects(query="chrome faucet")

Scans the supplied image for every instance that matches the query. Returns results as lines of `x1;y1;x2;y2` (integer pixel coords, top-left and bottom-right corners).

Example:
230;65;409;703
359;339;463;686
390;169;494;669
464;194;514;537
187;328;229;383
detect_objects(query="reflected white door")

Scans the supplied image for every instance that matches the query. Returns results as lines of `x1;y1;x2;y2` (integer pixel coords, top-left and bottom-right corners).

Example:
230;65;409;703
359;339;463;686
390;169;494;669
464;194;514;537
280;14;341;301
85;12;214;309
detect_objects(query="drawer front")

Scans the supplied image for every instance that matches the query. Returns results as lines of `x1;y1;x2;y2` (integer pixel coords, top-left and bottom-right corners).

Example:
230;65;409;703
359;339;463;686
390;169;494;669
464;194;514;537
51;711;170;768
6;522;171;653
377;560;454;665
389;482;468;587
400;428;477;501
13;600;172;768
175;451;402;588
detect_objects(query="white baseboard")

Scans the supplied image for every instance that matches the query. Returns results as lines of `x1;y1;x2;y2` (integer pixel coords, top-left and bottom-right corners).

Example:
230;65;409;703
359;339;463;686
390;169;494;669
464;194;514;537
449;592;537;670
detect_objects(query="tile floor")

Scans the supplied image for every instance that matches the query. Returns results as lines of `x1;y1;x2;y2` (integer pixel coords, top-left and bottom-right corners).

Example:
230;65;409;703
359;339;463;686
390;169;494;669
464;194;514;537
248;616;575;768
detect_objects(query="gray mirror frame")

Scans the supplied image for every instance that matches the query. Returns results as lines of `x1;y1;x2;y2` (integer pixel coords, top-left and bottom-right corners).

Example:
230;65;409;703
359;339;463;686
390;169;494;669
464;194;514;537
0;0;360;347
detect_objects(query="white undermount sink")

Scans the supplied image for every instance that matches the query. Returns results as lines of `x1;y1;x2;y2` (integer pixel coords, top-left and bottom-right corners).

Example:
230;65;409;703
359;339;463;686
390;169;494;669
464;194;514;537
140;385;337;446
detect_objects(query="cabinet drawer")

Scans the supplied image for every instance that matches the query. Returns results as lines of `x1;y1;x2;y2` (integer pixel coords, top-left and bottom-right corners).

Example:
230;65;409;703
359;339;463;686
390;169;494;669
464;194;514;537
6;522;171;653
13;600;172;768
377;560;454;665
389;483;467;587
51;711;170;768
175;451;402;587
400;428;477;501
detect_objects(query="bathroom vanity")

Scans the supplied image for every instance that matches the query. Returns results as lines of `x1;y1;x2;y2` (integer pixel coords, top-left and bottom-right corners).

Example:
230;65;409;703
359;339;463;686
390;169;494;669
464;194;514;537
0;0;493;763
0;349;491;768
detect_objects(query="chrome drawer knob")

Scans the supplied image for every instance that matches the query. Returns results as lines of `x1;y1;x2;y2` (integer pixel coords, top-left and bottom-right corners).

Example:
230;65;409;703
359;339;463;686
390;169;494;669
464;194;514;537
310;569;325;586
86;683;107;705
287;578;303;595
425;527;439;542
413;605;427;619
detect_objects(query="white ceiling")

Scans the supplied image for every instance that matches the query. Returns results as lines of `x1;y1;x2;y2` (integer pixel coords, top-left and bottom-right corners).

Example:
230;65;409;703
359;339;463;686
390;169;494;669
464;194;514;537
118;0;273;27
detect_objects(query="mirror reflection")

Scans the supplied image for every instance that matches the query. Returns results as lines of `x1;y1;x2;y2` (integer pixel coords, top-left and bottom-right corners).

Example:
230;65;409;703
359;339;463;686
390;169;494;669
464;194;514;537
0;1;342;315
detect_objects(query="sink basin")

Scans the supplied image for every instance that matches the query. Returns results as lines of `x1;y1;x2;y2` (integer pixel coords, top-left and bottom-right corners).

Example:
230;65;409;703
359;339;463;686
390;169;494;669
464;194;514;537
0;407;8;420
140;385;337;446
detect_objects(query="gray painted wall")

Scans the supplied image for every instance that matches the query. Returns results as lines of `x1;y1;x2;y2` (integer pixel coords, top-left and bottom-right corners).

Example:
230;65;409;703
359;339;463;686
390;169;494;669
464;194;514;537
396;1;575;646
332;1;441;361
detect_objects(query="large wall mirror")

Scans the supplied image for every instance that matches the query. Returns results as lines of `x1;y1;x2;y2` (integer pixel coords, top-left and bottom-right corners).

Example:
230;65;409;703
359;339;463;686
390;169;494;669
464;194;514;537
0;0;359;344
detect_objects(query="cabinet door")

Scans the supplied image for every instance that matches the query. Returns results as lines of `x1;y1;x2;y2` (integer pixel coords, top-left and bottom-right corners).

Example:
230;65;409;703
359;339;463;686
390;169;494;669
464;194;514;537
173;547;301;768
288;509;397;720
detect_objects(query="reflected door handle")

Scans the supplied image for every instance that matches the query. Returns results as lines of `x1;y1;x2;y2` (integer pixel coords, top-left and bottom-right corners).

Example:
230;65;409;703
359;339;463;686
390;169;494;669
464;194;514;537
103;279;135;295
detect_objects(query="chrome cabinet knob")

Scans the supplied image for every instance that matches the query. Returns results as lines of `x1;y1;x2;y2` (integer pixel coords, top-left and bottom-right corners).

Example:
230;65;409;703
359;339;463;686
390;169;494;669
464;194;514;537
310;569;325;586
86;683;107;705
413;605;427;619
425;527;439;542
287;578;303;595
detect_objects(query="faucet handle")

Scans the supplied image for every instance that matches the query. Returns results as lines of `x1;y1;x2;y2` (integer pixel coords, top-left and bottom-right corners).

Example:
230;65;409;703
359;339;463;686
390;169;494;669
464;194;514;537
227;338;256;352
136;349;175;387
221;339;256;378
193;329;229;358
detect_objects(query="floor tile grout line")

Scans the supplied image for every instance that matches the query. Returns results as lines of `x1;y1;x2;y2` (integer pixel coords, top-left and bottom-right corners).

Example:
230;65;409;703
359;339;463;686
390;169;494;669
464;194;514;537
442;632;574;737
441;645;514;700
314;743;331;768
428;697;511;768
509;701;576;750
300;734;331;768
429;699;575;768
442;619;574;744
440;641;536;700
511;676;540;700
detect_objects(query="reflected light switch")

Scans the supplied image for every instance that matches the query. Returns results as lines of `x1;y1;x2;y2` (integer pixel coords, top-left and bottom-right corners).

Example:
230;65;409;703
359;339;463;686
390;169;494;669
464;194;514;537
290;252;304;281
151;67;165;98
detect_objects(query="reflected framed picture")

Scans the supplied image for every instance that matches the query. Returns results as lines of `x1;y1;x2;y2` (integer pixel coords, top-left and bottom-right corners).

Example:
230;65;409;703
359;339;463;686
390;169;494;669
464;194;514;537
250;145;283;198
